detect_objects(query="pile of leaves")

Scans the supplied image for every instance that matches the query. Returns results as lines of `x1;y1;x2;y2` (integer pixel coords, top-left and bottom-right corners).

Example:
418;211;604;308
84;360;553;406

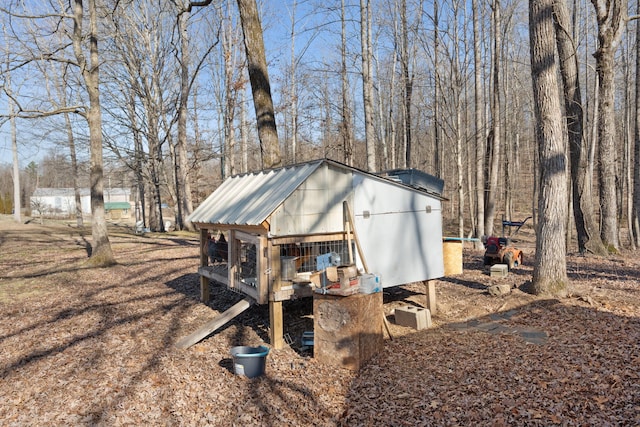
0;216;638;426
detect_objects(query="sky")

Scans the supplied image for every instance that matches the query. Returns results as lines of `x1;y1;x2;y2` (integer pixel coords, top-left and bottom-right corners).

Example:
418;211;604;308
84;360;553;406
0;0;332;169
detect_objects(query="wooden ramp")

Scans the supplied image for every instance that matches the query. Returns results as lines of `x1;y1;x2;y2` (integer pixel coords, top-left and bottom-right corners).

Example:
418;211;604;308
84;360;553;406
176;298;254;349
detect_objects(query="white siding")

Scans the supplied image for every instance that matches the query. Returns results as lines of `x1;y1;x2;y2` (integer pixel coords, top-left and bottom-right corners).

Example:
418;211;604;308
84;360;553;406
352;174;444;286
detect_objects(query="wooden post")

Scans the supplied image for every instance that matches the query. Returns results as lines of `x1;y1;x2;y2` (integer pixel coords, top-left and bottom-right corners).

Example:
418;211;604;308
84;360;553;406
270;300;284;349
425;280;436;313
269;243;284;349
200;228;210;303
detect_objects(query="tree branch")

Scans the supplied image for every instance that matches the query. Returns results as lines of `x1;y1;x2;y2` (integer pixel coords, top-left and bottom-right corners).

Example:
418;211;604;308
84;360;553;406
0;8;73;20
0;104;86;120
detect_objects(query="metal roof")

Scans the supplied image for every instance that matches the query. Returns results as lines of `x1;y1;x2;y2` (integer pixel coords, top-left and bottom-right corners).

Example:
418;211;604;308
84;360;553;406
187;158;446;227
187;160;325;226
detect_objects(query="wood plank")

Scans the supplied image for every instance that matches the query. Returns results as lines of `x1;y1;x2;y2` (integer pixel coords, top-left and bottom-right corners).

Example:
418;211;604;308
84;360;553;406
270;232;350;245
425;280;437;313
269;243;284;349
175;298;254;349
271;284;315;301
200;228;210;302
269;300;284;349
200;275;210;303
344;201;369;273
197;266;228;285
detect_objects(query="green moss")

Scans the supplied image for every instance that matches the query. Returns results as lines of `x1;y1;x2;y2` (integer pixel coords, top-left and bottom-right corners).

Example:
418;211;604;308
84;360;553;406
85;253;118;268
606;244;619;255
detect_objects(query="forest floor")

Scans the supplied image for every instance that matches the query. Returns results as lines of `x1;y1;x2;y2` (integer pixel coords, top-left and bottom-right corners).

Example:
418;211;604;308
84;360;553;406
0;215;638;426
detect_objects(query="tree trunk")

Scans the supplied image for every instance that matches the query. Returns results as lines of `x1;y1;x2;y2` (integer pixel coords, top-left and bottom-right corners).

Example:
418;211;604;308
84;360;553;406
4;35;21;224
472;0;485;245
633;1;640;247
341;0;354;166
64;111;83;228
236;0;281;170
360;0;377;171
529;0;568;297
240;89;249;173
10;96;21;224
289;0;298;164
591;0;626;251
177;5;194;231
553;0;606;254
433;0;441;177
400;0;414;169
73;0;114;266
485;0;502;237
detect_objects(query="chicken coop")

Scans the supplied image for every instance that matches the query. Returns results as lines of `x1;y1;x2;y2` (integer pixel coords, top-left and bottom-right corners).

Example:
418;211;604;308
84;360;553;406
186;159;446;349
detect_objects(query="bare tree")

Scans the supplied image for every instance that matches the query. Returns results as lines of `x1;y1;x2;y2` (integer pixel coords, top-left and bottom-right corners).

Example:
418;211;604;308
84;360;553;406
472;0;485;244
529;0;568;296
553;0;606;254
361;0;377;171
236;0;281;169
72;0;114;265
634;2;640;247
1;1;115;263
3;27;21;223
590;0;627;251
485;0;502;237
341;0;354;166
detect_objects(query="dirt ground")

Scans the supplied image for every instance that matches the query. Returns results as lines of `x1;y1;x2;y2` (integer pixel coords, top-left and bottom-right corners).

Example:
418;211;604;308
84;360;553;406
0;215;638;426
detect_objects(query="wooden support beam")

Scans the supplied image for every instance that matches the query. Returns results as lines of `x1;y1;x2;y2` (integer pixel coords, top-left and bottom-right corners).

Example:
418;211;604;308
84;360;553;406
269;243;284;349
176;298;253;349
200;275;210;303
343;201;368;273
269;300;284;350
425;280;437;313
200;228;210;303
267;241;284;350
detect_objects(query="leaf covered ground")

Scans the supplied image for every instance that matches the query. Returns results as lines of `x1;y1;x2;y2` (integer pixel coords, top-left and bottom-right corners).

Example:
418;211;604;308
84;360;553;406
0;216;638;426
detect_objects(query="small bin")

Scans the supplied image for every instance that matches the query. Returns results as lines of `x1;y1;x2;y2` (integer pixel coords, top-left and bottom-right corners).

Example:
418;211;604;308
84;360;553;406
443;238;463;275
230;345;270;378
360;273;381;294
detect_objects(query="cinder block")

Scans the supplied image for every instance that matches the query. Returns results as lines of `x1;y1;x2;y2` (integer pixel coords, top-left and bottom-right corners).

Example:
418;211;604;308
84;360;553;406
490;264;509;277
394;305;432;330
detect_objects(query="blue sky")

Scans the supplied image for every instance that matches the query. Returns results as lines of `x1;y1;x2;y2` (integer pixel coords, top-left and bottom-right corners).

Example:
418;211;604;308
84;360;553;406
0;0;332;168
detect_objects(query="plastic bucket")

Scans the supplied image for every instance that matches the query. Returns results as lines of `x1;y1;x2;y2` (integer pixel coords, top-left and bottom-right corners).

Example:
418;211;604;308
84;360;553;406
230;345;270;378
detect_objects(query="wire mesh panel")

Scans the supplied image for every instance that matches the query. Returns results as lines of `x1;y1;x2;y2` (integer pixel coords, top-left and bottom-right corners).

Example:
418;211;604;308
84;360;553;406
280;240;354;275
234;240;258;288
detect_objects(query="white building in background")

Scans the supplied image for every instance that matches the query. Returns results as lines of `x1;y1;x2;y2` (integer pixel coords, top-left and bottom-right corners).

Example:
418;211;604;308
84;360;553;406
30;188;132;218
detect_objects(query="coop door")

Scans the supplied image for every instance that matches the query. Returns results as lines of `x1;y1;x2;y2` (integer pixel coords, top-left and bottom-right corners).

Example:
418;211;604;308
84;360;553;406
229;230;267;304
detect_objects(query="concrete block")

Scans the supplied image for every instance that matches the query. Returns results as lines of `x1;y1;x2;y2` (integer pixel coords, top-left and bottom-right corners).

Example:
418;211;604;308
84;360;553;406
490;264;509;277
394;305;432;330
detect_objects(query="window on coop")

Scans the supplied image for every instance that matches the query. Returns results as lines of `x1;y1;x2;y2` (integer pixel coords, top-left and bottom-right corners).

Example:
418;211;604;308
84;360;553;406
280;240;354;276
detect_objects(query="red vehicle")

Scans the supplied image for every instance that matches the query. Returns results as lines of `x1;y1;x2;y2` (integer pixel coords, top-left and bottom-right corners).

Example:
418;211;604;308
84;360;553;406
482;236;523;270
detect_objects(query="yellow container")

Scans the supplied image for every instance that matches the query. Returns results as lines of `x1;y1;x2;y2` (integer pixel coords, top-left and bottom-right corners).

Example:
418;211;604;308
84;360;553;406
443;240;463;276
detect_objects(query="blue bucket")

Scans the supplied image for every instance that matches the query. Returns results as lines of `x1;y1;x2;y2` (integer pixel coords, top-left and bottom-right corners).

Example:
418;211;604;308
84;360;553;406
230;345;270;378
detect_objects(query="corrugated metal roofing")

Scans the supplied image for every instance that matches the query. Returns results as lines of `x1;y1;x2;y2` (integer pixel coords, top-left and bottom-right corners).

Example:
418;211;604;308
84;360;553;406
187;160;325;226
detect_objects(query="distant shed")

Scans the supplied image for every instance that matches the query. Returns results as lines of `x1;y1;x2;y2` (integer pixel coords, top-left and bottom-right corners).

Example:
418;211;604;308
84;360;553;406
187;158;446;348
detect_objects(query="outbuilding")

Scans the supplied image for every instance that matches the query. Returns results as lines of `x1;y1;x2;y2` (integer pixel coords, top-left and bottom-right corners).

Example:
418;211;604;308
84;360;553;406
186;159;446;349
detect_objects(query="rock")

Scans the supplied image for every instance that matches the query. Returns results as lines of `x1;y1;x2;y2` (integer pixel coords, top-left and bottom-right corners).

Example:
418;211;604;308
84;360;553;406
488;284;512;297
